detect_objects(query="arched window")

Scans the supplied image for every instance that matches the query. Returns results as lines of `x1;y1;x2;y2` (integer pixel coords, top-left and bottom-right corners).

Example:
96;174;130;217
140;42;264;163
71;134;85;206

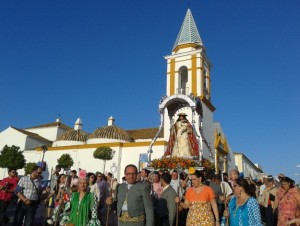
178;66;188;95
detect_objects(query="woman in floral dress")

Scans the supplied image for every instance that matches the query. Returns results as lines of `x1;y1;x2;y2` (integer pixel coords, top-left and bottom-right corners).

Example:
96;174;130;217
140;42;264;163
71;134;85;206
275;177;300;226
60;174;101;226
177;170;220;226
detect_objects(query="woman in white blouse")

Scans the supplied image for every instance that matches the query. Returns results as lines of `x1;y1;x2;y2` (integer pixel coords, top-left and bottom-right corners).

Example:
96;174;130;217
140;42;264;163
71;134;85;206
87;172;100;202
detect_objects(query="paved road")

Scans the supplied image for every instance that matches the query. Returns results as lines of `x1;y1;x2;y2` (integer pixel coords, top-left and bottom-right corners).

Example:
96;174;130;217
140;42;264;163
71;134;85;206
5;201;48;226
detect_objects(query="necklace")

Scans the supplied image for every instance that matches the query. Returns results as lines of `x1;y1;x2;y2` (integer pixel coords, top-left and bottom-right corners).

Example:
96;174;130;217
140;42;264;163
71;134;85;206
193;185;204;193
234;195;249;216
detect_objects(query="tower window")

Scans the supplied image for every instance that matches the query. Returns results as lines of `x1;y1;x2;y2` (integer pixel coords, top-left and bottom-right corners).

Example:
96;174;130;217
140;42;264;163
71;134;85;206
178;66;188;95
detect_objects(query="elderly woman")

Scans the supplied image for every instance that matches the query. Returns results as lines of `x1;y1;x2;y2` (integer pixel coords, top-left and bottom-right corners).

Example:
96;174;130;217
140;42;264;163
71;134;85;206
224;178;262;226
275;177;300;226
176;170;220;226
60;174;101;226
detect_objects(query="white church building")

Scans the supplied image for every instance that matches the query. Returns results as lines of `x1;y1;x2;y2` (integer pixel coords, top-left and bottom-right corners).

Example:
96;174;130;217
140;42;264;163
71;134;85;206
0;9;260;181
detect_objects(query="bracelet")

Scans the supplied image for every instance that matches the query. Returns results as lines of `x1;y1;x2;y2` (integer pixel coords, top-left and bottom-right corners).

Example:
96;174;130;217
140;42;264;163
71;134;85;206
24;198;28;202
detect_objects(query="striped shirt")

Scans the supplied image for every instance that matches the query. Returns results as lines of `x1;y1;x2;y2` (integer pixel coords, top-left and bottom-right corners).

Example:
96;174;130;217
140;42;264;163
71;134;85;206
15;176;41;201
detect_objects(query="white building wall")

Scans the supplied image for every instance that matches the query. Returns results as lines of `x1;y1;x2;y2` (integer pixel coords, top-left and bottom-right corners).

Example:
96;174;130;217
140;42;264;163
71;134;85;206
234;153;263;180
6;143;166;182
87;138;129;144
53;141;86;147
25;137;51;150
0;127;27;150
25;126;64;142
201;104;214;159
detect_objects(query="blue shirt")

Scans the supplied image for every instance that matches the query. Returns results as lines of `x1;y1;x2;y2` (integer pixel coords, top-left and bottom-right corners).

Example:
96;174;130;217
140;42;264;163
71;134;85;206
229;196;263;226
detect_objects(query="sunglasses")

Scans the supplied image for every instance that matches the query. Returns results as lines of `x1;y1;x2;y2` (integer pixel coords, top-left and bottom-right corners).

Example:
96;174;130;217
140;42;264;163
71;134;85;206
37;172;42;175
11;171;16;174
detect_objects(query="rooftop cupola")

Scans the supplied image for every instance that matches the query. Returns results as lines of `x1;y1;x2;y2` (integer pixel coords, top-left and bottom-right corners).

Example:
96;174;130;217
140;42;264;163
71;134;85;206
74;118;83;130
108;116;115;126
56;118;61;127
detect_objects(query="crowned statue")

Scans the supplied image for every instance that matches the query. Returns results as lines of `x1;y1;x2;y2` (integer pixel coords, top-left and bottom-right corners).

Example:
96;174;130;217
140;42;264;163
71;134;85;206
164;113;199;157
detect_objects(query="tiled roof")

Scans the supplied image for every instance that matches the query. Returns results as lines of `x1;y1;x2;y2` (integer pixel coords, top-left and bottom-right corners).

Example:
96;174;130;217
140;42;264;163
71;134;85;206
11;126;52;143
88;125;132;142
173;9;203;50
25;121;72;131
127;128;164;140
56;129;89;142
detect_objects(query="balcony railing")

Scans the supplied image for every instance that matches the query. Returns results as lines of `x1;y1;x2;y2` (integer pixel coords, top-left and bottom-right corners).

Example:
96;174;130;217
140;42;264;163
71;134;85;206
176;87;189;95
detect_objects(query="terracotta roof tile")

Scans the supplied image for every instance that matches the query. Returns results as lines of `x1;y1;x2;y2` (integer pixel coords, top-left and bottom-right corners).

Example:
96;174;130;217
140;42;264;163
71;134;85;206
11;126;53;144
25;122;72;131
126;128;164;140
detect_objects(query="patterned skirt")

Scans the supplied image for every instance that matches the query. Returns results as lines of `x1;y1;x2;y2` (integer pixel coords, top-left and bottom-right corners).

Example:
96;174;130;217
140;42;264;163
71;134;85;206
186;201;215;226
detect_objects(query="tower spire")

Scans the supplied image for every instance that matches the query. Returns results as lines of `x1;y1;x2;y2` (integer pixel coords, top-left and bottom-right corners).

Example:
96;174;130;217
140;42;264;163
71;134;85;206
172;9;203;51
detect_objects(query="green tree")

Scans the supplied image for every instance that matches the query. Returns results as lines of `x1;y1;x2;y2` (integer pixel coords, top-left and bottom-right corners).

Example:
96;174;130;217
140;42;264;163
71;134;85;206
0;145;26;170
24;162;37;175
93;146;115;172
57;154;74;171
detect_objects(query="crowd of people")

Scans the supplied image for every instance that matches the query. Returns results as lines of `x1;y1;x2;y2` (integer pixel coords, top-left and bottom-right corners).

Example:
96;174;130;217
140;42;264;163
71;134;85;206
0;164;299;226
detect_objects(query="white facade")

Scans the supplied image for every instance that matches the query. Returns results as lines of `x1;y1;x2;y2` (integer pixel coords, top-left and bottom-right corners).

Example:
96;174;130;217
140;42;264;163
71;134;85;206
234;152;263;180
13;140;166;182
0;126;53;151
0;127;28;151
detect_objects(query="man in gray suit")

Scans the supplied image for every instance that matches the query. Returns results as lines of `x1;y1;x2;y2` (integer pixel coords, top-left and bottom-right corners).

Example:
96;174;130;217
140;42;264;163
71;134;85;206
107;164;154;226
157;173;177;226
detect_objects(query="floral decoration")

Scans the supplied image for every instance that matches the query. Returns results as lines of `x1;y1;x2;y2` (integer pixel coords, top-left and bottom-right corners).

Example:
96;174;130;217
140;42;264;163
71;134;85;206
201;158;215;171
150;156;215;171
79;169;87;179
150;156;199;170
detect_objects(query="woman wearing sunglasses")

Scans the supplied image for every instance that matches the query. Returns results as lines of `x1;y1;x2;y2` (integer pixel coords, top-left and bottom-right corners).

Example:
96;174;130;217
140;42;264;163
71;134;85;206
224;178;262;226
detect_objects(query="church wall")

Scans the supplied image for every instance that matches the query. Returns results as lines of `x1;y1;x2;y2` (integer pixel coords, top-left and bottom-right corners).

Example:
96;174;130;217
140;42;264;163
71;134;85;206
4;143;166;182
53;140;86;147
25;136;51;150
201;103;214;159
26;126;63;142
0;127;27;150
86;138;129;144
118;145;165;179
17;151;43;176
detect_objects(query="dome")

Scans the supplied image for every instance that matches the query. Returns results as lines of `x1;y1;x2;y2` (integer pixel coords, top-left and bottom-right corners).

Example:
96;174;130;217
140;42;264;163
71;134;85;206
87;125;132;142
52;118;89;147
56;130;89;142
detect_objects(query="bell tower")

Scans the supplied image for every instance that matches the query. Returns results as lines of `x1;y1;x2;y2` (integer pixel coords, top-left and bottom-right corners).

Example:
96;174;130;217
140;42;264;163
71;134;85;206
148;8;217;164
165;9;213;103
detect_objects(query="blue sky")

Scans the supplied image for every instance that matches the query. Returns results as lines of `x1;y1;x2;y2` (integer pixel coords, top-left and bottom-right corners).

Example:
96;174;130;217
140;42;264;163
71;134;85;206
0;1;299;182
